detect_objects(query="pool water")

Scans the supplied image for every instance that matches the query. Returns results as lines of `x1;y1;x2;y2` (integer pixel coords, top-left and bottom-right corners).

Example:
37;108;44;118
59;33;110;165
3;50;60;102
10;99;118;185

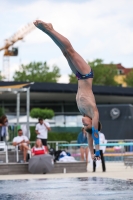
0;177;133;200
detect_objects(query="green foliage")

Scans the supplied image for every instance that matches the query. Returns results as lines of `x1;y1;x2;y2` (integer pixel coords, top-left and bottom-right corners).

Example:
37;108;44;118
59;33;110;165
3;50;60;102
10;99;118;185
124;69;133;87
88;59;118;86
0;73;2;81
13;62;61;82
68;59;118;86
69;72;77;83
30;108;54;119
48;132;78;142
0;71;5;81
30;126;78;143
0;107;5;117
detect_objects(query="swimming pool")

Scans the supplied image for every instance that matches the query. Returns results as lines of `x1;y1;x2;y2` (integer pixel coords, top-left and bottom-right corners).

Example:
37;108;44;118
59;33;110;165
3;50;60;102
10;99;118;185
0;177;133;200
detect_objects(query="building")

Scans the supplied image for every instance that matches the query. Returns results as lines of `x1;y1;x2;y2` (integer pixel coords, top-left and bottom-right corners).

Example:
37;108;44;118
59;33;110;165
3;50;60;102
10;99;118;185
0;81;133;139
114;63;133;87
0;81;133;116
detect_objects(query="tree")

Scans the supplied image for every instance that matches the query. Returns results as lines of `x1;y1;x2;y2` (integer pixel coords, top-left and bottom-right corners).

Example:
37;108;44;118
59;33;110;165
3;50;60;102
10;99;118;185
69;72;77;83
68;59;118;86
0;71;5;81
13;62;61;82
30;108;54;119
124;69;133;87
0;107;5;117
88;59;118;86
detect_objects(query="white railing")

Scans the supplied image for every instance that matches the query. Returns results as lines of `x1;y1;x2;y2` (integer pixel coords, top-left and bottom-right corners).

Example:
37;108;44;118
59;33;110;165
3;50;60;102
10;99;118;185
59;140;133;162
1;140;133;163
47;141;69;151
2;141;69;163
0;142;8;163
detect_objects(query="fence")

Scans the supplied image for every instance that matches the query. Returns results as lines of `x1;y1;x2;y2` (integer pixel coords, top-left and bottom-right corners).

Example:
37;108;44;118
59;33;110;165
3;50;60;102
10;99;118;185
1;140;133;163
7;140;69;151
58;140;133;162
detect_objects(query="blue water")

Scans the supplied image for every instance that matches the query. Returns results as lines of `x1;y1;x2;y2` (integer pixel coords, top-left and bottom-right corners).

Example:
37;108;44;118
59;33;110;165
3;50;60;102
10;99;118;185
0;177;133;200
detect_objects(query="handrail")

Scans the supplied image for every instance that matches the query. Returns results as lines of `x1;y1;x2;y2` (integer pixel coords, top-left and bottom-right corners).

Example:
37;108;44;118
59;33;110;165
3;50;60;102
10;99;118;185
7;140;69;145
58;142;133;147
7;141;69;151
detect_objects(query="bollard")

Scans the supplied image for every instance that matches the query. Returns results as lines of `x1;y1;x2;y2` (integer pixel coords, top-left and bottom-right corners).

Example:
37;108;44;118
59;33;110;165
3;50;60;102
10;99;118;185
63;168;66;173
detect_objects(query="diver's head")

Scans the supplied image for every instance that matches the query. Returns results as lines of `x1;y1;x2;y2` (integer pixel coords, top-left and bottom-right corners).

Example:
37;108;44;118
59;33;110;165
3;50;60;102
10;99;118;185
82;116;92;129
82;115;102;133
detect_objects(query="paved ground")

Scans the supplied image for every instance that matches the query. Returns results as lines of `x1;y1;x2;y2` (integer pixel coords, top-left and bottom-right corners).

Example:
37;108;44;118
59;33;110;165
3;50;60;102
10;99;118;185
0;162;133;181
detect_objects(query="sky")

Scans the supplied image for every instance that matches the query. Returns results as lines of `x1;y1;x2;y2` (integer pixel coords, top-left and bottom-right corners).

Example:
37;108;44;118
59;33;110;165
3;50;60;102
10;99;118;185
0;0;133;82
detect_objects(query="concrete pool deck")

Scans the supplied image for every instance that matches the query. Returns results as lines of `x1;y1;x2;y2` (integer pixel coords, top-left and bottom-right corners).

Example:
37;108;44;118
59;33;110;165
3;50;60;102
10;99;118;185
0;162;133;181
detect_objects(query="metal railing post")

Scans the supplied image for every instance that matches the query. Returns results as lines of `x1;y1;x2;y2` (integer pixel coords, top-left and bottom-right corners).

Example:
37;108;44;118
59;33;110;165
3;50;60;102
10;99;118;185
56;142;58;151
16;92;20;127
16;146;19;162
26;87;30;139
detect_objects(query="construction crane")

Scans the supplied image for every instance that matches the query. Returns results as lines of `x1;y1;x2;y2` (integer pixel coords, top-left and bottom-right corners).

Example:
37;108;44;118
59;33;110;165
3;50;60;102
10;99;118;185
0;22;35;80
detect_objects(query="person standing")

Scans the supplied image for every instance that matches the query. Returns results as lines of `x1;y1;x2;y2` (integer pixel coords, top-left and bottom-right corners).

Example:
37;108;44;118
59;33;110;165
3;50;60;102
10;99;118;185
93;122;107;172
35;118;51;146
0;115;8;141
77;127;89;163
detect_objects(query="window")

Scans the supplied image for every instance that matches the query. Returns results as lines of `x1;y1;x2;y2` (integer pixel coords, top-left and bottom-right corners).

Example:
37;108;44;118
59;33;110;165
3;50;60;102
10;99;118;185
117;69;123;75
64;104;79;112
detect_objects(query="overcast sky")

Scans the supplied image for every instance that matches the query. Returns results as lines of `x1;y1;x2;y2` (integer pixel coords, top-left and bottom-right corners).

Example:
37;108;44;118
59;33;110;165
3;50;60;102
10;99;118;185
0;0;133;82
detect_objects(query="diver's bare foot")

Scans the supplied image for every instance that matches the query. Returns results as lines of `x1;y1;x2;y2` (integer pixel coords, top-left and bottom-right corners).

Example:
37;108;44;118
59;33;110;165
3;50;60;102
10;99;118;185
33;20;53;33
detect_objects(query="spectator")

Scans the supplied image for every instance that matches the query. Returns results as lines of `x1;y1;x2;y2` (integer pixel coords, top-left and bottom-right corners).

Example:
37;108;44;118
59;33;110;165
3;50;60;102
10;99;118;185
35;118;51;146
12;129;30;162
31;139;48;156
77;127;89;163
0;115;8;141
93;122;107;172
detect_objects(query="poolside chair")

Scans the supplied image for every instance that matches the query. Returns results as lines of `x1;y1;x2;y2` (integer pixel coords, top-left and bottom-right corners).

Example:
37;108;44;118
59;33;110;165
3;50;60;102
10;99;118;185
15;145;31;162
0;141;8;163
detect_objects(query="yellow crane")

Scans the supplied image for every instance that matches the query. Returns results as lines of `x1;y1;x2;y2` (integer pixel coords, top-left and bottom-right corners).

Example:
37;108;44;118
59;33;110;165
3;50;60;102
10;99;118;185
0;22;35;80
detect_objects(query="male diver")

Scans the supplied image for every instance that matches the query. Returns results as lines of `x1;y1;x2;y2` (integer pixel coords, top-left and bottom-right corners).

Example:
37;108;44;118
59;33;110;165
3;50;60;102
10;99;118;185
33;20;100;160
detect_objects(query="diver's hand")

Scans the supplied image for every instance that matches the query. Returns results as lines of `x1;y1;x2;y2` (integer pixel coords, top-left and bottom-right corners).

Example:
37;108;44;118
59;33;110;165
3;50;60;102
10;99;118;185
93;155;101;161
91;151;101;161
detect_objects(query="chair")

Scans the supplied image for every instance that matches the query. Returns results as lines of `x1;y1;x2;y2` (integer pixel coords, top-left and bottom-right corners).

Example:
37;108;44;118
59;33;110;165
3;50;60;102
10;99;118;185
15;145;20;162
0;142;8;163
15;145;31;162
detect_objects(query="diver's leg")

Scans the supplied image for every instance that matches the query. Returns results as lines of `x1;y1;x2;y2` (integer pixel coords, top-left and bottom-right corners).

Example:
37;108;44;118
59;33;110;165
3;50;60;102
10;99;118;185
80;147;85;161
93;149;96;172
23;148;27;162
100;150;106;172
85;147;89;163
88;134;94;159
43;33;77;74
33;20;91;75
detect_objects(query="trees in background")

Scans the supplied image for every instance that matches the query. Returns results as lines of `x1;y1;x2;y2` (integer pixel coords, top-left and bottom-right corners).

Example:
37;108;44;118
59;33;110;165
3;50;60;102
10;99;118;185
11;58;133;87
13;62;61;82
0;72;5;81
69;73;77;84
0;107;5;117
69;59;118;86
89;59;118;86
124;69;133;87
0;73;2;81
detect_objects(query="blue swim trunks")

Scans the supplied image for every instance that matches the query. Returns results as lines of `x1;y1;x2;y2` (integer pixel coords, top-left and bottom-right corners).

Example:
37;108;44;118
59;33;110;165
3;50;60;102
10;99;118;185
76;69;93;80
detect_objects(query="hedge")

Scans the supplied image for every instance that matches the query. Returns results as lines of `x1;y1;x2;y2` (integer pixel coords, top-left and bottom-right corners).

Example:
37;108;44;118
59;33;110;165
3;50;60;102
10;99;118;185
30;126;79;142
